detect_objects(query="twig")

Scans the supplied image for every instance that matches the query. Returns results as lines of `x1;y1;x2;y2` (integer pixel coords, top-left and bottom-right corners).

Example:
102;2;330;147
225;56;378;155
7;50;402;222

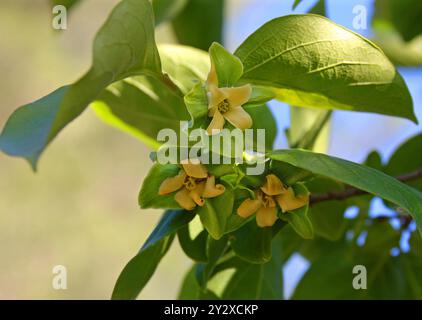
310;168;422;205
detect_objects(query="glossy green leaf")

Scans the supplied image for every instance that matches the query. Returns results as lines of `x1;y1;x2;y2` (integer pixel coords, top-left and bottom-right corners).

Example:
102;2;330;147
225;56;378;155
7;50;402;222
91;44;208;147
374;0;422;42
230;220;273;264
0;0;161;169
306;177;348;241
160;45;210;94
364;150;384;171
112;210;193;299
91;75;188;149
172;0;224;51
244;104;277;151
270;159;314;185
235;15;416;122
206;238;284;299
152;0;188;25
178;216;208;262
289;107;332;152
184;83;208;124
309;0;326;16
178;265;200;299
197;236;229;287
209;42;243;87
385;134;422;191
269;149;422;233
372;24;422;66
292;0;303;10
293;223;405;299
198;187;234;239
139;163;181;209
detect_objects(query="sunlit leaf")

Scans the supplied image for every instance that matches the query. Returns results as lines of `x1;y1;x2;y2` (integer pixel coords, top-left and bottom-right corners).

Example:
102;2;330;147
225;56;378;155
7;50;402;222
235;15;416;122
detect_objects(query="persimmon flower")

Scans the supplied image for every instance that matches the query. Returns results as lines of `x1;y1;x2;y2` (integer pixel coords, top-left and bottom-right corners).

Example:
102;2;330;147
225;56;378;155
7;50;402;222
237;174;309;227
206;61;252;134
158;160;225;211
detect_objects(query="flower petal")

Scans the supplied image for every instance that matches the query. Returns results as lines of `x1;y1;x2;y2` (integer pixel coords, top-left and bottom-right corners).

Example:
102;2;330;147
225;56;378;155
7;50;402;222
276;187;309;212
261;174;286;196
175;188;197;210
181;160;208;179
207;110;226;135
202;175;225;198
223;106;252;130
207;60;219;88
221;84;252;107
208;105;218;117
189;182;206;206
256;206;278;228
158;171;186;195
237;198;262;218
208;85;227;109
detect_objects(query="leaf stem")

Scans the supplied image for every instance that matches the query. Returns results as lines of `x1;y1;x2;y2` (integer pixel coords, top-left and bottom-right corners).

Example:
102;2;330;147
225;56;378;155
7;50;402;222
290;109;332;150
310;168;422;205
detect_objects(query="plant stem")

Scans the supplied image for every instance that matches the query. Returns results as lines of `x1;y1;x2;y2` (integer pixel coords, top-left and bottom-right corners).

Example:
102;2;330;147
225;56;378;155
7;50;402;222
310;168;422;205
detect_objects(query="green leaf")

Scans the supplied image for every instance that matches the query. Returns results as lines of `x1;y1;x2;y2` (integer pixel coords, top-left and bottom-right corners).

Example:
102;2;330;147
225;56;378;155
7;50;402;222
244;104;277;151
372;24;422;67
178;215;208;262
158;44;210;94
385;133;422;192
292;0;303;10
309;0;326;16
139;163;181;209
209;42;243;87
270;159;314;185
293;223;403;299
364;150;384;171
172;0;224;51
246;86;276;107
184;83;208;124
152;0;188;25
197;236;229;287
306;177;348;241
206;236;284;299
159;44;210;94
91;75;189;149
198;187;234;239
235;15;416;122
178;265;200;299
112;210;193;299
289;107;332;152
269;149;422;233
373;0;422;42
0;0;161;169
230;220;273;264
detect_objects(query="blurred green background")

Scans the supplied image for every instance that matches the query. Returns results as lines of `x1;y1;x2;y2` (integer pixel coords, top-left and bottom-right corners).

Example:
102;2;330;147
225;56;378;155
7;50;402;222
0;0;189;299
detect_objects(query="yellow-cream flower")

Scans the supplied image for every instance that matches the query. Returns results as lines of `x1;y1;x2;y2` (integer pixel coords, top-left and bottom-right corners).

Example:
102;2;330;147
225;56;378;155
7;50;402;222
206;61;253;135
237;174;309;227
158;160;225;211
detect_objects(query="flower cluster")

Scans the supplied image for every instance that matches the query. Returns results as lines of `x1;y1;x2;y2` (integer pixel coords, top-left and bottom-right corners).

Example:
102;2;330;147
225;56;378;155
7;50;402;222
237;174;309;227
159;160;225;210
157;51;309;229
